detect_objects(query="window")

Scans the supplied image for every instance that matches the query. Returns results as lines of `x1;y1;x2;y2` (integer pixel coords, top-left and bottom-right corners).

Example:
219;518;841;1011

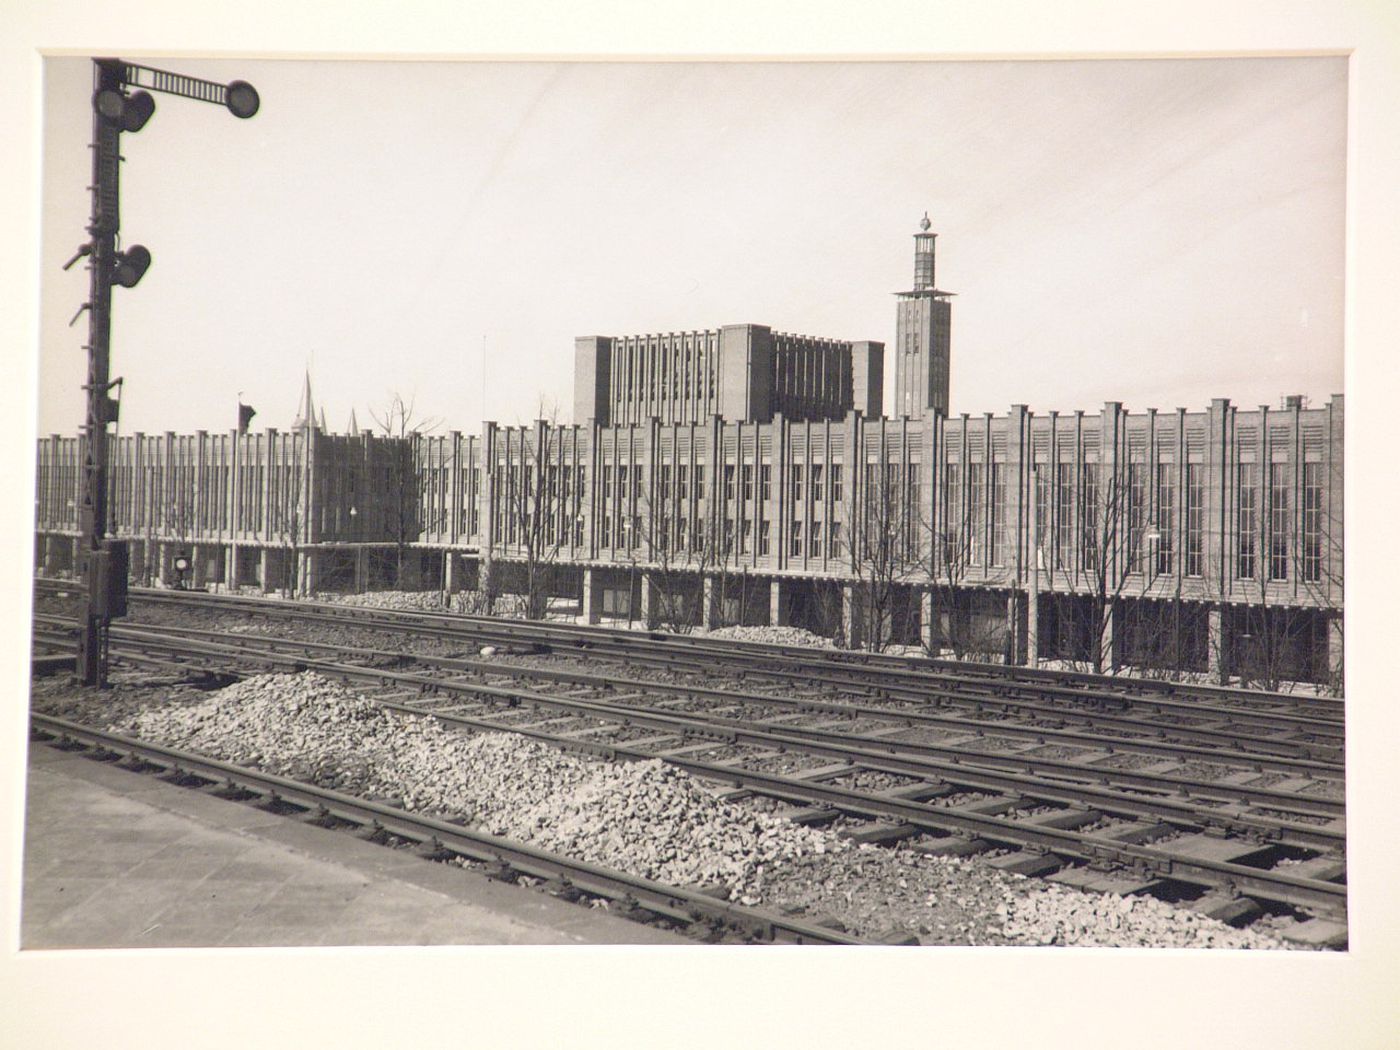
1269;463;1289;580
1185;463;1204;577
740;518;752;554
659;464;671;502
990;462;1006;567
723;518;734;554
791;518;802;556
1033;466;1049;567
1303;462;1323;583
759;519;770;556
1055;463;1074;571
677;464;688;500
967;462;984;566
602;465;613;500
1237;463;1257;579
760;464;771;503
676;515;688;552
943;463;962;568
695;465;706;499
1155;463;1175;575
741;464;753;502
1128;462;1146;573
811;464;823;502
724;464;735;503
830;520;842;557
810;518;822;558
831;464;843;503
600;513;611;547
1080;460;1098;570
906;467;920;560
792;464;803;502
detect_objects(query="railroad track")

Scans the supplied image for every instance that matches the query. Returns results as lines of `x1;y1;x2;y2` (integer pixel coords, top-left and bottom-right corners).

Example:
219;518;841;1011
32;611;1348;927
28;712;864;945
33;578;1345;735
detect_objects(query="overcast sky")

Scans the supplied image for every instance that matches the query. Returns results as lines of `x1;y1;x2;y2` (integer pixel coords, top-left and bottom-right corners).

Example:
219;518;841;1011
38;56;1346;437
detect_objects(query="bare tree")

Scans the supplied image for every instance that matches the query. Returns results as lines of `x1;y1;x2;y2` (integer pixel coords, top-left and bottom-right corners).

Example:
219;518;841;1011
921;501;979;660
369;392;440;589
637;479;700;631
1073;455;1142;675
268;430;308;598
847;461;921;652
496;399;570;620
1231;458;1342;693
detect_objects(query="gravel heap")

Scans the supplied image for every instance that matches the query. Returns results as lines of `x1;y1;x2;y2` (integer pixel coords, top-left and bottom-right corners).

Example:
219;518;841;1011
94;670;1294;947
105;672;842;900
704;625;836;649
998;882;1284;949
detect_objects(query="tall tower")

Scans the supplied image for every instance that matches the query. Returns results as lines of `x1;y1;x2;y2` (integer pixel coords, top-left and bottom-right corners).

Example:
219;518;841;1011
893;213;953;420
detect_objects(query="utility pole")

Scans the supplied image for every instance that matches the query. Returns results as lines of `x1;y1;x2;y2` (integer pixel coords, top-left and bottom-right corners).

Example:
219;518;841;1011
68;58;259;687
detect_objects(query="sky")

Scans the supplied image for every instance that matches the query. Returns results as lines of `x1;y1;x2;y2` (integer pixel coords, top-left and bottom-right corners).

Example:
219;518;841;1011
39;55;1346;435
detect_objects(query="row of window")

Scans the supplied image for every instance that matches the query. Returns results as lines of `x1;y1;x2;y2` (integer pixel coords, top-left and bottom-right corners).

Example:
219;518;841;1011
614;342;718;421
53;447;1332;588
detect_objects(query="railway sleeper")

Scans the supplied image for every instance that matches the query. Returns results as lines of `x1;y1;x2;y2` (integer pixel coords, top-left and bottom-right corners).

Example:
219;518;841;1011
985;851;1067;878
1282;856;1346;883
909;836;993;858
1046;867;1164;896
1188;893;1265;927
1278;918;1349;949
839;822;919;847
1017;808;1105;831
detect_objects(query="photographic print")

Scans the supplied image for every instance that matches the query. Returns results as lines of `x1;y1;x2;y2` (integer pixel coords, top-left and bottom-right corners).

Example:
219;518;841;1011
24;54;1347;957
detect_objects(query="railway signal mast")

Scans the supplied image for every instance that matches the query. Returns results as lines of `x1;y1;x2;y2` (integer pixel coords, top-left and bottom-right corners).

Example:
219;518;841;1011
68;58;259;687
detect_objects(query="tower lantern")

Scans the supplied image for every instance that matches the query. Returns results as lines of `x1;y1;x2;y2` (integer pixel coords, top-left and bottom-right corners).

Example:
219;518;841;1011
913;211;936;291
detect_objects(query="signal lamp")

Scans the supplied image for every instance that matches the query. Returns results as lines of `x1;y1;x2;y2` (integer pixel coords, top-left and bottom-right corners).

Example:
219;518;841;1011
225;80;260;119
112;245;152;288
94;89;156;133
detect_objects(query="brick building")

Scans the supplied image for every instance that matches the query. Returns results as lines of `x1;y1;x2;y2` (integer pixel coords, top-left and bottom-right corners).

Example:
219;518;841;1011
34;218;1344;685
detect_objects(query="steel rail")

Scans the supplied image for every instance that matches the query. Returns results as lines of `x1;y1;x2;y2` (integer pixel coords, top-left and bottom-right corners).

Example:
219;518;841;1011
367;695;1350;919
35;579;1342;720
76;617;1346;815
48;613;1341;762
31;583;1344;745
54;622;1346;857
75;617;1345;781
156;586;1346;718
32;619;1347;916
29;712;864;945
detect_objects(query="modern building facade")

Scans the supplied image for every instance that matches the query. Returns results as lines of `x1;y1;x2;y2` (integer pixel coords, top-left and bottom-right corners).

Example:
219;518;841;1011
574;325;883;427
34;219;1344;685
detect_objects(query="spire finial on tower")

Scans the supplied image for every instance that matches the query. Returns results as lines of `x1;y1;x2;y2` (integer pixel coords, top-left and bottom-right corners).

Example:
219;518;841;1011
919;211;931;232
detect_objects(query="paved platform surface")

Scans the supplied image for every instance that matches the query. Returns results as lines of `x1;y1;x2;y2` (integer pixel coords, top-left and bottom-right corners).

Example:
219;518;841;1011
22;742;687;948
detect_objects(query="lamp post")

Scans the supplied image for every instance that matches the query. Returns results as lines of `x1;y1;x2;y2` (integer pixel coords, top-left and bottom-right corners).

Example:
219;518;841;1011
69;58;259;687
349;506;361;593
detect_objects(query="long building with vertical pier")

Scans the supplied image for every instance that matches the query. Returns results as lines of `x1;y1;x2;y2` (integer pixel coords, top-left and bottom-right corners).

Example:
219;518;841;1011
34;217;1344;686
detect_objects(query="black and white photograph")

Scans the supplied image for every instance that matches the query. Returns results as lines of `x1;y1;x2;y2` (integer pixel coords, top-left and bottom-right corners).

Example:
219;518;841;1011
4;4;1398;1049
